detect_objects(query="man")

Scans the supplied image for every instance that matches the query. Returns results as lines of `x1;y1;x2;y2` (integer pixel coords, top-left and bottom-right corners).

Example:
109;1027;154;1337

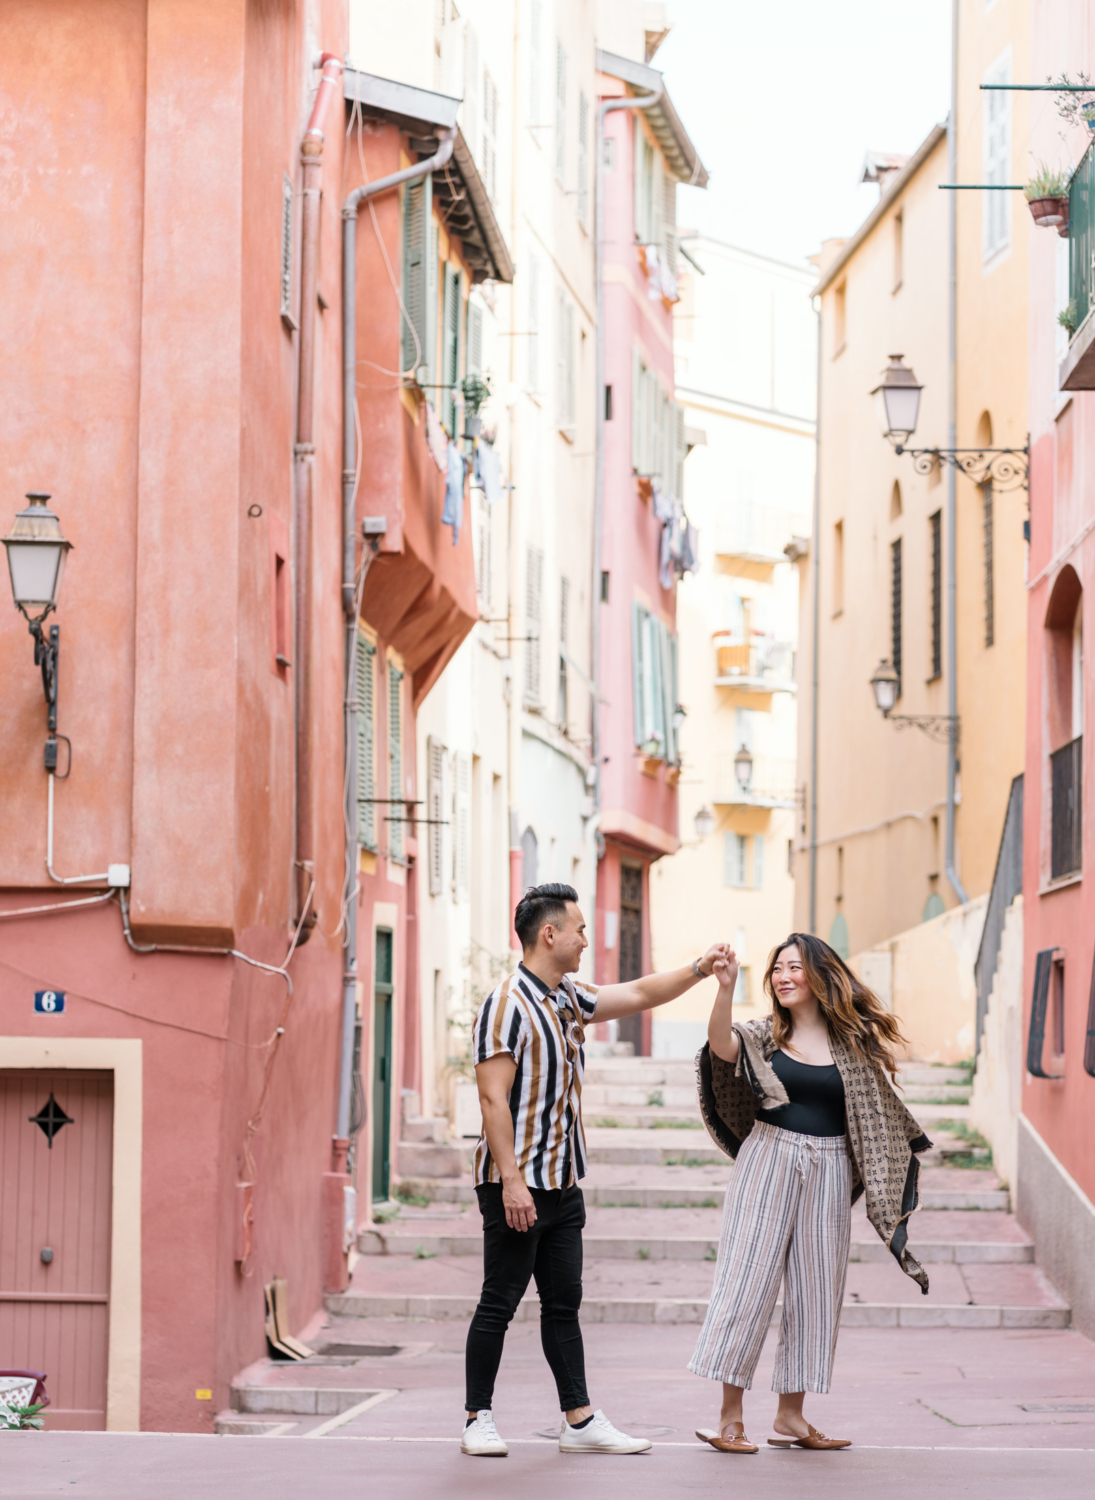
461;882;732;1457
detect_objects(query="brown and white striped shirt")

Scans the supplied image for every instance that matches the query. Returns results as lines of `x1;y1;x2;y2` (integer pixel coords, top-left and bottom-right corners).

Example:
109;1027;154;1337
472;964;599;1190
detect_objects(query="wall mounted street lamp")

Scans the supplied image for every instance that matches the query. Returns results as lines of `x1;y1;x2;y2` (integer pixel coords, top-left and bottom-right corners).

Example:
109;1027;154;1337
693;804;716;839
869;658;959;744
734;743;754;793
3;493;72;733
872;354;1029;492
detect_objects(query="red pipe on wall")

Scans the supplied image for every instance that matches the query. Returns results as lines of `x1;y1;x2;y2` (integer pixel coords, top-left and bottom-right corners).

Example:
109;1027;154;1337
294;51;343;928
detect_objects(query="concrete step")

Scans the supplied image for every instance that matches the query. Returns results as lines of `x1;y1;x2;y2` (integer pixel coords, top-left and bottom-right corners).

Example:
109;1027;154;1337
230;1381;385;1416
396;1141;469;1178
583;1060;699;1088
215;1412;292;1435
897;1065;973;1087
327;1290;1068;1330
899;1084;972;1105
587;1109;705;1128
401;1116;449;1145
582;1083;701;1108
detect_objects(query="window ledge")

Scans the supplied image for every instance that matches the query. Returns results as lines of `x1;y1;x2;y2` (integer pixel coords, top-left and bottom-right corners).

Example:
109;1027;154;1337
1059;308;1095;391
1040;870;1082;896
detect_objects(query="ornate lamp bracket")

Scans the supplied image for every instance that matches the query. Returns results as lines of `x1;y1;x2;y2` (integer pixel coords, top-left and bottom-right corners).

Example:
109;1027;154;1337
893;444;1030;493
884;713;960;745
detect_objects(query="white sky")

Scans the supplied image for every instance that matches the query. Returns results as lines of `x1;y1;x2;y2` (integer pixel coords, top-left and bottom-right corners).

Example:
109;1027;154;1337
657;0;953;268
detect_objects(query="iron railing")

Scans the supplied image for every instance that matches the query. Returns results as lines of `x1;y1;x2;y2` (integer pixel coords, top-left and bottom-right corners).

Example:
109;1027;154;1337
1050;735;1083;879
712;753;798;807
1069;142;1095;335
712;634;795;686
973;773;1023;1063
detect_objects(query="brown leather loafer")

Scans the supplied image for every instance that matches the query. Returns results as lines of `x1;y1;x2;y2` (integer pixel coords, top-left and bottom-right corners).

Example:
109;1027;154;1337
696;1422;759;1453
768;1423;851;1450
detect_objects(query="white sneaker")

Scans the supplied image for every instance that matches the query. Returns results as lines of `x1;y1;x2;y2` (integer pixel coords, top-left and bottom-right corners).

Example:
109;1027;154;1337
461;1409;508;1456
558;1410;652;1454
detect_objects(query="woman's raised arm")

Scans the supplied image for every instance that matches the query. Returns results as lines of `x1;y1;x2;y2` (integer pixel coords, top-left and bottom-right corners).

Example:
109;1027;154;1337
707;950;741;1064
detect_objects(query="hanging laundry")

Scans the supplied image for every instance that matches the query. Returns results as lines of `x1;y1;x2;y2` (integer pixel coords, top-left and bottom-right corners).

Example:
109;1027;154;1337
681;520;699;575
425;401;448;473
477;440;503;507
651;480;675;524
442;441;465;545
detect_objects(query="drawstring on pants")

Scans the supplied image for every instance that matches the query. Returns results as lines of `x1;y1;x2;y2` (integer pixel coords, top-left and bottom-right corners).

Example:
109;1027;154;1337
794;1137;820;1183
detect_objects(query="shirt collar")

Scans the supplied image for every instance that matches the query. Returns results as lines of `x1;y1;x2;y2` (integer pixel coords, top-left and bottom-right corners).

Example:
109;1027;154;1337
518;962;555;997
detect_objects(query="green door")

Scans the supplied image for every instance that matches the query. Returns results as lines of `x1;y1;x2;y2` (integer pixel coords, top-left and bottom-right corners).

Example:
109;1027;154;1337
371;928;394;1203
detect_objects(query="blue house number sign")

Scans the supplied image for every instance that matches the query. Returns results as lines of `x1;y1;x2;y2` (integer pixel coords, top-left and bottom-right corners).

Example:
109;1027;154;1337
35;990;65;1014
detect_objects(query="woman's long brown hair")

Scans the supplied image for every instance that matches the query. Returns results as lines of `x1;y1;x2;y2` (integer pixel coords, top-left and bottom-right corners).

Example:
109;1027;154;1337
764;932;906;1079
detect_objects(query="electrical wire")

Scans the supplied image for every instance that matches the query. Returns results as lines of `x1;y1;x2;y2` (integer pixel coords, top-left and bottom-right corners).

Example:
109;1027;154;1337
0;892;113;920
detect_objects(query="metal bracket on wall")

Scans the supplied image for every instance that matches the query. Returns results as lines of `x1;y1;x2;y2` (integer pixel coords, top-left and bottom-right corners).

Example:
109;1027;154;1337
894;444;1030;493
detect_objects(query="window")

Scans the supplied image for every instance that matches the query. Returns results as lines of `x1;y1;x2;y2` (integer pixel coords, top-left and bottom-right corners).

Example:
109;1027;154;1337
577;91;589;226
427;736;444;895
605;384;613;421
930;510;942;679
475;489;492;607
466;299;483;379
600;569;610;603
521;825;538;889
482;70;499;202
723;832;748;888
524;547;543;704
891;537;903;696
273;553;290;671
356;636;377;850
1051;959;1066;1058
557;576;570;727
833;281;846;355
554;41;566;181
892;209;903;292
388;663;405;863
663;168;677;280
1046;567;1083;877
527;255;540;392
890;480;902;521
832;520;844;616
270;513;291;676
453;751;470;902
753;835;765;890
982;484;995;648
280;175;295;327
634;121;658;243
630;348;678;488
441;263;462;434
556;290;574;433
631;602;678;761
983;50;1012;263
402;175;435;380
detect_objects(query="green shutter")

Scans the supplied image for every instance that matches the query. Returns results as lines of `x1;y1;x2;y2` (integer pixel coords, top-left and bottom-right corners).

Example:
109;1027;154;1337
356;637;377;850
631;347;642;472
631;602;645;747
389;664;404;863
401;175;434;380
442;264;461;433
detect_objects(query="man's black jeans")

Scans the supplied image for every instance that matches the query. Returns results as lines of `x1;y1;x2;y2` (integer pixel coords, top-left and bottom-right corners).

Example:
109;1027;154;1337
465;1182;590;1413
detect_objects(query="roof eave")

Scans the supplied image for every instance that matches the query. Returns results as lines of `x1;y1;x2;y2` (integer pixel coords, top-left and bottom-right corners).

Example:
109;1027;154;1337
596;48;708;189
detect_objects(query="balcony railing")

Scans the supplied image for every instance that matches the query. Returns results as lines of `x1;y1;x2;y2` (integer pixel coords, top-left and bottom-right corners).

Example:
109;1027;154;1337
1050;735;1082;879
712;753;798;808
1070;145;1095;335
714;503;810;563
713;633;796;691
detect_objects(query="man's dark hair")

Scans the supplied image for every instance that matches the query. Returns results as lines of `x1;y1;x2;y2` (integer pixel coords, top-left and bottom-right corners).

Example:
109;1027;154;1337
514;883;579;950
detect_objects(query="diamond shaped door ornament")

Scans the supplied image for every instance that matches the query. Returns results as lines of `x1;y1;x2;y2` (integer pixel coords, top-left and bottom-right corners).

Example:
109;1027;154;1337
29;1092;73;1147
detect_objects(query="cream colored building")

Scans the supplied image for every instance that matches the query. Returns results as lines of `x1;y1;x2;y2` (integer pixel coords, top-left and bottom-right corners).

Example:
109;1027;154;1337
650;237;817;1055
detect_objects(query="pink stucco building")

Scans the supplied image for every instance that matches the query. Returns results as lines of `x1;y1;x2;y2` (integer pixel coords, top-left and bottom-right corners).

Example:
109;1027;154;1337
592;51;706;1050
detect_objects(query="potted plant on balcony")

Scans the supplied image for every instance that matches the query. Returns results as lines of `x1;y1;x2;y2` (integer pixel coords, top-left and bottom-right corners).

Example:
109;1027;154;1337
1058;299;1079;337
1025;164;1071;228
460;373;492;439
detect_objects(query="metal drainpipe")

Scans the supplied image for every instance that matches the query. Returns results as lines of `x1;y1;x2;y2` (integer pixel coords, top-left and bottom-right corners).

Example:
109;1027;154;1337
945;1;968;905
591;83;663;820
808;298;822;934
335;126;456;1141
294;52;344;932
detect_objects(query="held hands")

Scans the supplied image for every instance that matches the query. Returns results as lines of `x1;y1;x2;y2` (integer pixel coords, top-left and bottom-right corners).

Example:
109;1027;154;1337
502;1173;537;1232
698;942;738;994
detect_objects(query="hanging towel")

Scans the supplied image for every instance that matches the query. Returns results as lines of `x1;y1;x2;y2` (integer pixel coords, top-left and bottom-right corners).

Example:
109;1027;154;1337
681;520;699;574
425;401;449;473
478;441;503;507
442;441;465;545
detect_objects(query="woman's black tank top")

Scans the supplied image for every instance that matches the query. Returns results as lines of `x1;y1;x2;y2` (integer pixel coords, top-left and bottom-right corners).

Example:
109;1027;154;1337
755;1049;846;1137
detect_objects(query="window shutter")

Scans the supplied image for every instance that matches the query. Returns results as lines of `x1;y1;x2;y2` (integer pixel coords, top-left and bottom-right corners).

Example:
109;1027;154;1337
554;42;566;180
402;175;434;379
647;612;665;755
483;71;499;202
427;735;444;896
674;402;685;498
555;288;566;428
388;664;404;863
631;602;645;747
658;624;676;762
463;23;479;158
633;118;645;239
454;751;471;902
663;169;677;276
578;91;589;225
467;299;483;376
631;347;642;471
280;175;294;322
525;547;543;703
442;264;461;433
356;637;377;850
557;576;570;725
565;302;576;429
651;151;664;253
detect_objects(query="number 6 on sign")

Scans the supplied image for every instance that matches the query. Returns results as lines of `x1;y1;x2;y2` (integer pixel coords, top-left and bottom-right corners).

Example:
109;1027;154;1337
34;990;65;1014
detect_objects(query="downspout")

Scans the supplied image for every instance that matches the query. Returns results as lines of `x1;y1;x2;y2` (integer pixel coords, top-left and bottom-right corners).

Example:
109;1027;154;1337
591;81;663;820
294;51;343;931
336;126;456;1145
945;0;968;904
808;297;822;934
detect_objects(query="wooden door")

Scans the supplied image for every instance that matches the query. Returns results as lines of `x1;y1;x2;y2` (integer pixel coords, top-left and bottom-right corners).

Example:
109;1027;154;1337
0;1070;113;1429
371;930;394;1203
617;864;645;1056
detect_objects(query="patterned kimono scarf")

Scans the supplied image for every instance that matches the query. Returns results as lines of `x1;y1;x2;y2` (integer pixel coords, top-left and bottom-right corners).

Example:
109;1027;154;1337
696;1015;933;1292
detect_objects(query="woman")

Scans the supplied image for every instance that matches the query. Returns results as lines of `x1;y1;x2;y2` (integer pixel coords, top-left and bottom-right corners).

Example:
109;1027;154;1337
690;934;931;1454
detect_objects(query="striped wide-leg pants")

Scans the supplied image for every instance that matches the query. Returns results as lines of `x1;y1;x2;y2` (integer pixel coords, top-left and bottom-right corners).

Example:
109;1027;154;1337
689;1121;852;1394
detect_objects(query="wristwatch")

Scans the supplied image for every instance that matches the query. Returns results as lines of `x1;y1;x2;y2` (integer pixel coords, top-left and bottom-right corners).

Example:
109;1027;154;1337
692;957;710;979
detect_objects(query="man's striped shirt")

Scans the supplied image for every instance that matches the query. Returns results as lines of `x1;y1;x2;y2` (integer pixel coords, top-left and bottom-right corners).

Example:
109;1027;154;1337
472;964;599;1190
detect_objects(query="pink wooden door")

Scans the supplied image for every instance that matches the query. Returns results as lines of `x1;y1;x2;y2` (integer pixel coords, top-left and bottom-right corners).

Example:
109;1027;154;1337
0;1070;113;1429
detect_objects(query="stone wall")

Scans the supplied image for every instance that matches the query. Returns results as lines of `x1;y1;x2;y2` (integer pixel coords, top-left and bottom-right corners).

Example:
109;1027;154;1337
969;896;1024;1190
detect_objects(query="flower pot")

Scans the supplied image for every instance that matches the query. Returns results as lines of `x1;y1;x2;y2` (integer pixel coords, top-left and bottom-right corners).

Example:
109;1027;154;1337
1028;196;1068;227
1081;99;1095;129
464;414;482;439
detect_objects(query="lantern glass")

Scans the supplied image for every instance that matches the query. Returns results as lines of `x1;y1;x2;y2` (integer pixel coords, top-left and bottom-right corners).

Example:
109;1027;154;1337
870;659;900;715
694;805;716;839
3;494;72;616
871;354;922;445
734;743;754;791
